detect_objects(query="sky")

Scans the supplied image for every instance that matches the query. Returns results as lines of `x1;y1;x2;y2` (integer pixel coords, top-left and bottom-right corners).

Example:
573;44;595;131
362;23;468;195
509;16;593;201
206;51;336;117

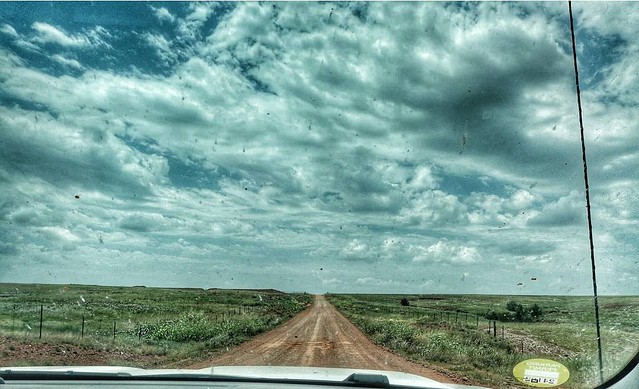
0;2;637;295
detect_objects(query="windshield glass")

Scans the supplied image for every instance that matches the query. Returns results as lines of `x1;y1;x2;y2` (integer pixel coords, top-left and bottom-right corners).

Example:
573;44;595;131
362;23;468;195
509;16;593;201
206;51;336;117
1;2;637;389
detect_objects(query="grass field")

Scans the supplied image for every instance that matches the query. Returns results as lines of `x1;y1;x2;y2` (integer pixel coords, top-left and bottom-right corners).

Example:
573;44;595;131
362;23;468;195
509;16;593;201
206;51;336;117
0;283;312;367
327;293;639;389
2;285;637;388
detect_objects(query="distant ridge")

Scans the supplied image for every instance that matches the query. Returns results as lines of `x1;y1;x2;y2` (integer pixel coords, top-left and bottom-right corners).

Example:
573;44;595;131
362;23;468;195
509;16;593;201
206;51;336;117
207;288;284;294
0;283;285;294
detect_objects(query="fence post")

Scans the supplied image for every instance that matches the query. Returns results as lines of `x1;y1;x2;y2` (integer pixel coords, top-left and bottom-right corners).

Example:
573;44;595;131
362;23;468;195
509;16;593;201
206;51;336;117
476;315;479;328
39;305;43;339
113;322;116;340
138;325;142;341
81;315;85;338
493;321;497;337
501;325;504;340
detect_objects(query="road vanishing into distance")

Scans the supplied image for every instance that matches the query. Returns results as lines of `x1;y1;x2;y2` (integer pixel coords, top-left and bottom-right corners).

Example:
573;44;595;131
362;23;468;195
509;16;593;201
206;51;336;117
188;295;455;384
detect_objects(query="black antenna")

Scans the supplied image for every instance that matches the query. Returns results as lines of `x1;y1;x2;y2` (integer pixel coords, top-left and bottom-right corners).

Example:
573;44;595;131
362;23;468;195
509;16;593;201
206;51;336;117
568;1;604;384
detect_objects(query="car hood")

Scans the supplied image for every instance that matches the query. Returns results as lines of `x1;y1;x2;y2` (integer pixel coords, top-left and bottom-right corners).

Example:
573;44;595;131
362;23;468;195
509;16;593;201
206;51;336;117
0;365;490;389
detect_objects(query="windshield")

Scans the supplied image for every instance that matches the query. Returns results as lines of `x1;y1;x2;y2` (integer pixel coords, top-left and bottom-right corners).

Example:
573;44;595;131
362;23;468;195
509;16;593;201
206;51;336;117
1;2;638;389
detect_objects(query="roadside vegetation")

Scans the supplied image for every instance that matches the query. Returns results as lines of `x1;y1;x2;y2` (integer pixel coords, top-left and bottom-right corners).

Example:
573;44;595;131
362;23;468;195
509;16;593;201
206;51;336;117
328;293;639;389
0;283;312;367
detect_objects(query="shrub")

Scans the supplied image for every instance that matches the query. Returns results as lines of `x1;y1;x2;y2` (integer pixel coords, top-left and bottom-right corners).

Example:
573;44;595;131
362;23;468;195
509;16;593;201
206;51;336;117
506;300;522;312
146;311;271;342
487;301;544;322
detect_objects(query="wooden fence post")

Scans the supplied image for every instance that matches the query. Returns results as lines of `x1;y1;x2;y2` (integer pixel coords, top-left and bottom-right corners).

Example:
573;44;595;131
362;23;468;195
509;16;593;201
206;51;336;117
81;315;85;338
39;305;43;339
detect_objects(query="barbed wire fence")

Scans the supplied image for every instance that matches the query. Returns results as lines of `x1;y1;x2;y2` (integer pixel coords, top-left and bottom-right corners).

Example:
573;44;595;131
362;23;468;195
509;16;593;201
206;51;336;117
5;303;271;342
340;302;530;353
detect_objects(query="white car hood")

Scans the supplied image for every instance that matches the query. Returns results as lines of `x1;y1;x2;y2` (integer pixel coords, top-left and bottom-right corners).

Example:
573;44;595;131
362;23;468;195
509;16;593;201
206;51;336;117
0;365;490;389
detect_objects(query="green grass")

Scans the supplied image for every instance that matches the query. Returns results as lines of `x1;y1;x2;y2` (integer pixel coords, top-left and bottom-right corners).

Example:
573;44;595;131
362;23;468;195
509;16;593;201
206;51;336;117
328;293;639;389
0;283;312;367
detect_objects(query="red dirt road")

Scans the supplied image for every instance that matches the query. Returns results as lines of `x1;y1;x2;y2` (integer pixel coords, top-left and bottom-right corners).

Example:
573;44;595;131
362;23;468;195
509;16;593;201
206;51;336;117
188;295;456;384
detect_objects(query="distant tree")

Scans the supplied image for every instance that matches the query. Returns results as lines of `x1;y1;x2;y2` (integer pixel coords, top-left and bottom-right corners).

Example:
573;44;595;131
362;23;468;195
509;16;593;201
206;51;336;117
400;297;410;306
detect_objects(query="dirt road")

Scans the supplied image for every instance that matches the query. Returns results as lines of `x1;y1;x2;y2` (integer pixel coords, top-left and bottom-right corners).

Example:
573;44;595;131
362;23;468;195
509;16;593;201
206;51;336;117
188;295;455;384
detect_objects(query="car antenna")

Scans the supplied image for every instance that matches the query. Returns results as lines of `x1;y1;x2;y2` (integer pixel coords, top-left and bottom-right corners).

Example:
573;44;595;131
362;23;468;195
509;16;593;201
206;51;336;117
568;1;604;384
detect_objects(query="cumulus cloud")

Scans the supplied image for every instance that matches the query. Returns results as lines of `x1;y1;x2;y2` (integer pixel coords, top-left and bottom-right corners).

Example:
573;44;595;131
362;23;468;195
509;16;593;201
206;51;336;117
407;166;439;192
177;3;218;41
411;241;480;264
0;23;18;37
466;189;542;227
0;2;637;294
339;239;373;261
151;6;176;24
30;22;111;49
31;22;89;47
143;32;178;64
51;54;83;70
398;190;467;226
527;191;585;227
39;226;80;243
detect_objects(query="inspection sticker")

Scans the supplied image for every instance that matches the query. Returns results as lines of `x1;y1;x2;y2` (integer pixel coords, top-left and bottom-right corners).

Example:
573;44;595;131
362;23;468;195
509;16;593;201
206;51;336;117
513;358;570;388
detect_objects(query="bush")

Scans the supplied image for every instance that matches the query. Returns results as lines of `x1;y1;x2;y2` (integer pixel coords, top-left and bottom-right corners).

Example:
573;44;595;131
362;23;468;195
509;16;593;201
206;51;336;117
487;301;543;322
400;298;410;306
530;303;543;320
506;300;522;312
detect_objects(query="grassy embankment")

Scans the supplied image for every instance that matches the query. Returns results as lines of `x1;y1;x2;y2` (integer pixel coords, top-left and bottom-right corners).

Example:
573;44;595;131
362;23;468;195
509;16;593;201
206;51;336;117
0;283;312;367
328;293;639;389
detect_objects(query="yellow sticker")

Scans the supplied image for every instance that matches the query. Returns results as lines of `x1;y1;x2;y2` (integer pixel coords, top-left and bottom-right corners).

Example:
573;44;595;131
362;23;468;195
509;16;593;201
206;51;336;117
513;358;570;388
